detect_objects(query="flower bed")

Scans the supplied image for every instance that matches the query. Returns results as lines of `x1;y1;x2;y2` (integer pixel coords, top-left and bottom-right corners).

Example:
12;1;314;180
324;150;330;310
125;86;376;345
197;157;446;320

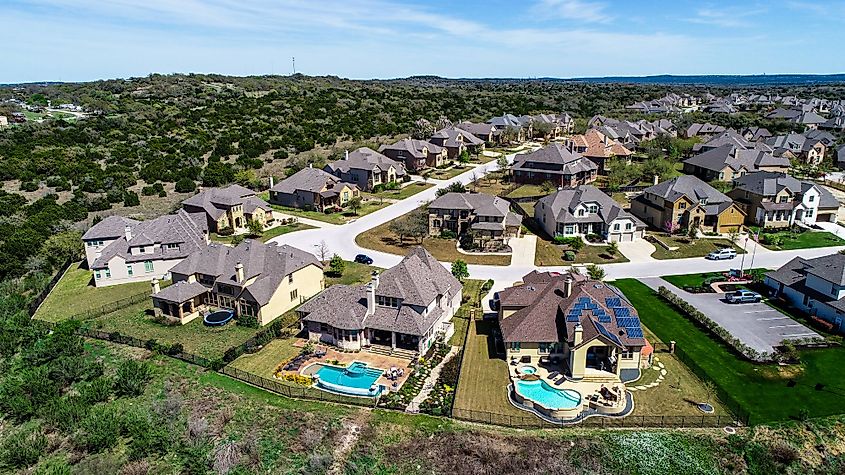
378;342;450;410
419;350;461;416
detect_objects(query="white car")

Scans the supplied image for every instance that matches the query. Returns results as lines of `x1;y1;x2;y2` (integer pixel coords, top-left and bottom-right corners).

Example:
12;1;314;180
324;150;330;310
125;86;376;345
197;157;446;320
706;248;737;260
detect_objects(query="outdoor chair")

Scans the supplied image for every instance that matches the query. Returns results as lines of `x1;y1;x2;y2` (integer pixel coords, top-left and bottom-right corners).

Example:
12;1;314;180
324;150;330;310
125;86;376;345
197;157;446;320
547;371;560;380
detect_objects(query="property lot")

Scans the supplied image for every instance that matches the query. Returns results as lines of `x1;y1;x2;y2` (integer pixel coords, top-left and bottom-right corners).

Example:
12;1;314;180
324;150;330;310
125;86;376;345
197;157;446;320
643;278;821;354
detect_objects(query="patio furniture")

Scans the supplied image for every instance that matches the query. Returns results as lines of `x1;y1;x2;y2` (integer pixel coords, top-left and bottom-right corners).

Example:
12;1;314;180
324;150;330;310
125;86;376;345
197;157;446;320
547;371;560;380
553;376;565;386
314;348;327;358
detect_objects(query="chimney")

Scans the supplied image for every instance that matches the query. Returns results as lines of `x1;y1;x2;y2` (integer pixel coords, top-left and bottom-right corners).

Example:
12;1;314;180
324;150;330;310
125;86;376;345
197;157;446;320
124;225;132;241
269;176;274;188
653;174;659;186
151;278;160;294
308;163;312;168
235;262;244;283
573;322;583;346
564;276;573;298
371;270;380;289
345;150;349;161
366;282;376;316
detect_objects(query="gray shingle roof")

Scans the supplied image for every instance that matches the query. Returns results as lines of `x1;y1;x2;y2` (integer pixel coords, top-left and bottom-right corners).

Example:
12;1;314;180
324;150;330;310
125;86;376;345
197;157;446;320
325;147;407;175
684;144;789;173
767;253;845;287
152;280;209;303
270;167;358;195
182;185;271;220
537;185;645;228
644;175;732;206
513;143;598;175
431;126;485;148
83;215;140;240
378;138;443;159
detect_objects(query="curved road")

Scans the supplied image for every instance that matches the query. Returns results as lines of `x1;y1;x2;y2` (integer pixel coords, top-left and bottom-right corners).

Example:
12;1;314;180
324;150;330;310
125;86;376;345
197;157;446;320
269;153;845;285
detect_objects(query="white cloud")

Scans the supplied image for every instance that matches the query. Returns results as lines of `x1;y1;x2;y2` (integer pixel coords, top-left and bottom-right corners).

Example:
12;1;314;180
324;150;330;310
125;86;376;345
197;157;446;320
687;6;767;28
533;0;612;23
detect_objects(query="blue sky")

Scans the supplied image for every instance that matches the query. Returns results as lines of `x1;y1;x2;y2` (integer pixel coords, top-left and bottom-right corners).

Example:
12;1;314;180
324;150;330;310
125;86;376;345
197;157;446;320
3;0;844;82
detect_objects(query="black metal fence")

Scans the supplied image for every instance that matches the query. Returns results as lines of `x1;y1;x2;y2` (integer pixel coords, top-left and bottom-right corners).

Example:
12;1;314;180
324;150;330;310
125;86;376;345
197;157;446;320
452;407;739;429
672;345;753;425
221;365;380;408
27;259;73;316
67;291;150;321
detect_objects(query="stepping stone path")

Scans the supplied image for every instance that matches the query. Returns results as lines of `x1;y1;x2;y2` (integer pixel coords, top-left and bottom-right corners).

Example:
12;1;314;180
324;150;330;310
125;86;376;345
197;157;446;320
627;359;667;392
405;346;459;413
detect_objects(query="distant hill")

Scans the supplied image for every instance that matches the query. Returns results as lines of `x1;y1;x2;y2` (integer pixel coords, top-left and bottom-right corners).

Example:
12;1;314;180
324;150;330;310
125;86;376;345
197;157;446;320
548;74;845;86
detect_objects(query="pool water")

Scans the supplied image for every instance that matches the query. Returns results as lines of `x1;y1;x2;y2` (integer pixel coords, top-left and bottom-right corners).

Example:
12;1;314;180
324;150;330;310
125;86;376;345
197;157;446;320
314;362;384;397
515;379;581;409
519;365;538;375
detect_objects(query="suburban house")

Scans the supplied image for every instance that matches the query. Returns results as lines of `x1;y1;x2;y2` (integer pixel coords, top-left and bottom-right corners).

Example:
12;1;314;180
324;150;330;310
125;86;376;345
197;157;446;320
456;122;498;144
765;253;845;333
488;114;527;143
767;108;827;130
181;185;274;234
427;192;522;249
151;240;324;325
631;175;745;233
589;116;677;147
566;129;633;174
683;143;790;182
692;129;758;153
378;138;447;171
820;115;845;132
765;133;827;166
268;167;359;211
728;172;840;228
512;143;598;187
684;123;726;139
534;185;646;242
741;126;773;142
499;271;647;382
521;113;574;140
297;247;463;355
429;126;486;159
324;147;407;192
838;145;845;169
82;210;209;288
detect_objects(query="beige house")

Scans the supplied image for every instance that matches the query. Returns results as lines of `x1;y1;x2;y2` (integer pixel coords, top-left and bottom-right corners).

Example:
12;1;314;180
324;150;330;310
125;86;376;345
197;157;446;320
535;185;646;243
324;147;407;191
729;172;840;228
499;271;647;383
379;138;447;171
181;184;274;234
151;240;324;325
427;192;522;250
269;167;359;211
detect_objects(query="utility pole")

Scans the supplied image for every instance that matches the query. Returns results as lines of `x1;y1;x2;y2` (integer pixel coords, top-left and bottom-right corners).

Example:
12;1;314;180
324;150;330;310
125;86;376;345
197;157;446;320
748;231;759;272
292;57;296;75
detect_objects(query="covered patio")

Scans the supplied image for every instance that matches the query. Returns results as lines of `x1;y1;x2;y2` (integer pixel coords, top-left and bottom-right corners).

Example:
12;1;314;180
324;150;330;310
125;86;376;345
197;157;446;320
151;280;210;325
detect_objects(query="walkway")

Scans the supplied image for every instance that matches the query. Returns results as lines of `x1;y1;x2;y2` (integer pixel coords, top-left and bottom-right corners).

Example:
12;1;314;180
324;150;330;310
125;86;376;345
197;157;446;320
405;345;459;413
508;235;537;266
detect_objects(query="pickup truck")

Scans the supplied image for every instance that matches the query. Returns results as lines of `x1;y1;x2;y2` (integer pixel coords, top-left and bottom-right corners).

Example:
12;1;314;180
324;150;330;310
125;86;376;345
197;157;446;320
726;289;762;304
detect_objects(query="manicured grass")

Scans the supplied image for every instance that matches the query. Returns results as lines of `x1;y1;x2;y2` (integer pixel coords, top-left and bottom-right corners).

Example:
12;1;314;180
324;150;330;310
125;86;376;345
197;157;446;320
364;182;434;200
427;165;472;180
33;262;159;322
469;154;497;164
262;192;391;225
471;176;516;197
355;212;511;266
534;239;629;266
453;319;525;417
759;229;845;250
506;184;546;199
631;353;727;416
650;235;745;260
211;222;315;244
325;260;380;287
613;278;845;424
83;300;268;361
229;338;302;378
661;269;768;290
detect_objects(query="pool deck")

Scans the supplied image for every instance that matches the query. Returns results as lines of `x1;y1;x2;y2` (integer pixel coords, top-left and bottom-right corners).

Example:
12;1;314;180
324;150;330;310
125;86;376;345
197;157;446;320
290;340;413;392
509;361;627;413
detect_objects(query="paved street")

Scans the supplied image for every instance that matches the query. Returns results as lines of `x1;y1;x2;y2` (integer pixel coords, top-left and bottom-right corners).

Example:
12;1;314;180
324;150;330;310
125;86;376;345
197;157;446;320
642;278;822;354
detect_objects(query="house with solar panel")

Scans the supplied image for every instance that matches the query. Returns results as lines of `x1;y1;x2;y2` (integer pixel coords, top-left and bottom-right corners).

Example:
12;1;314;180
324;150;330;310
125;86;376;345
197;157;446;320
498;271;648;383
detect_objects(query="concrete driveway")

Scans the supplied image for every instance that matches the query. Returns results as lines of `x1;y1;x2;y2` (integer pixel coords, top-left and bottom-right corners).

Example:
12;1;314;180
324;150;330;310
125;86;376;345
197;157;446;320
815;221;845;239
642;278;822;354
617;239;657;263
508;235;536;266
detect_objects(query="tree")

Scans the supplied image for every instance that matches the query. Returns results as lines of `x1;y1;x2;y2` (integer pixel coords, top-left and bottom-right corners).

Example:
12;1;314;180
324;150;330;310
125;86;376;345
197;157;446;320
451;260;469;281
699;381;717;413
327;254;345;277
123;191;140;207
247;219;264;238
435;181;467;197
586;264;605;281
231;234;245;246
664;219;679;234
389;219;409;243
175;178;196;193
39;231;83;268
606;241;619;257
347;196;363;215
405;209;429;243
686;225;698;242
496;155;509;181
540;181;556;193
411;118;434;140
532;121;554;142
316;240;330;261
458;150;471;163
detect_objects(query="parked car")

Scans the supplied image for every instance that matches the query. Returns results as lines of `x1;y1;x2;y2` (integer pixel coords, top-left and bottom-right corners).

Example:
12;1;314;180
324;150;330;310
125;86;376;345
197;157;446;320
354;254;373;265
706;248;737;260
726;289;762;304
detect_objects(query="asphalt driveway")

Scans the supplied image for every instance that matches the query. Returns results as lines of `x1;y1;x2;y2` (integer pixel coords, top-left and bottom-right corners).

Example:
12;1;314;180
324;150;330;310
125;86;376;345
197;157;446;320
641;278;822;354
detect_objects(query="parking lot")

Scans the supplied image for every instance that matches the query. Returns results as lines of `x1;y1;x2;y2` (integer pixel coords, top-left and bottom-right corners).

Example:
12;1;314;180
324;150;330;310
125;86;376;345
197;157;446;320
642;278;822;354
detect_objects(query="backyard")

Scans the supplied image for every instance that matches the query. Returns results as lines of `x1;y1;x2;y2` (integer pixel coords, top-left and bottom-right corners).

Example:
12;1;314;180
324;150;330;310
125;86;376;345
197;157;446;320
755;228;845;251
261;192;391;225
211;222;315;244
613;278;845;424
33;261;159;322
355;211;511;265
363;182;434;201
228;337;302;378
649;234;745;259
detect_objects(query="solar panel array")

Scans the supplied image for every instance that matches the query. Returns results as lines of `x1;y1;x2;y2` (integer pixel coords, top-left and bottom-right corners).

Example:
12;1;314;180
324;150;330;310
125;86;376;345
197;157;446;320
595;322;623;346
567;294;646;340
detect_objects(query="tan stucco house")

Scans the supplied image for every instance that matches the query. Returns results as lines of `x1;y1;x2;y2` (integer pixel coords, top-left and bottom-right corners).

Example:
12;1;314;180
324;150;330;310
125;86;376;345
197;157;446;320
427;192;522;250
151;240;324;325
269;167;359;211
181;184;274;234
324;147;407;191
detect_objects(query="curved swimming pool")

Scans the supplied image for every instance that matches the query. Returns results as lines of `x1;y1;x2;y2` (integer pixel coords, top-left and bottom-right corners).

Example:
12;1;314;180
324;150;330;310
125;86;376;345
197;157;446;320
313;361;385;397
514;379;581;410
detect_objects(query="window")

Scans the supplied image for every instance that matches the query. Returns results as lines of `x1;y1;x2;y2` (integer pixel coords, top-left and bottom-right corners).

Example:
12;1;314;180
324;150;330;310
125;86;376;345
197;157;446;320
588;204;598;213
144;261;154;273
578;209;585;217
700;198;708;205
539;343;552;354
126;265;133;276
613;223;620;231
625;222;632;230
510;342;521;351
104;267;111;278
806;209;814;217
290;289;298;300
139;246;146;253
166;243;179;251
620;348;634;360
679;202;687;209
95;271;101;279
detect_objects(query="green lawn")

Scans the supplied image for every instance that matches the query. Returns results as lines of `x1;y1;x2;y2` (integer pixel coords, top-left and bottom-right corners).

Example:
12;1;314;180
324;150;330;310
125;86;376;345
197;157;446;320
613;278;845;424
363;182;434;200
662;269;769;290
758;229;845;250
33;262;160;322
650;235;745;260
505;184;546;199
228;338;302;378
82;300;270;361
325;260;380;287
534;239;629;266
261;192;391;225
211;222;315;244
427;165;471;180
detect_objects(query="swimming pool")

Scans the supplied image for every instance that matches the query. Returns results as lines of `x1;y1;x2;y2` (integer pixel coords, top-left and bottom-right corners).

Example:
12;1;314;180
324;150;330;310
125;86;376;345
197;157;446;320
313;361;385;397
514;379;581;410
518;365;537;375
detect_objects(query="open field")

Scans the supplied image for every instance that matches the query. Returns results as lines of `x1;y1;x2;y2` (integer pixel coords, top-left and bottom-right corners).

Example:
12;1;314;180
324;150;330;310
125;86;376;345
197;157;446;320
33;262;159;322
355;212;511;265
650;235;745;259
614;278;845;424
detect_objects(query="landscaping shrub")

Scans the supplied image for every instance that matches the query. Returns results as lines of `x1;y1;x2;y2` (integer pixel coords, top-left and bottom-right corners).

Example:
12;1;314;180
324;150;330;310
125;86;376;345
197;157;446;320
78;377;113;405
0;422;47;470
481;279;494;292
112;360;152;397
75;404;122;453
217;227;235;236
236;313;260;328
439;229;457;239
564;251;576;261
175;178;197;193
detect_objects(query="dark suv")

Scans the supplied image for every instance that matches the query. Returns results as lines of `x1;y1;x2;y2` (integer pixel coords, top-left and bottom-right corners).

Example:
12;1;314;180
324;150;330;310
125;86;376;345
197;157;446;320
354;254;373;265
